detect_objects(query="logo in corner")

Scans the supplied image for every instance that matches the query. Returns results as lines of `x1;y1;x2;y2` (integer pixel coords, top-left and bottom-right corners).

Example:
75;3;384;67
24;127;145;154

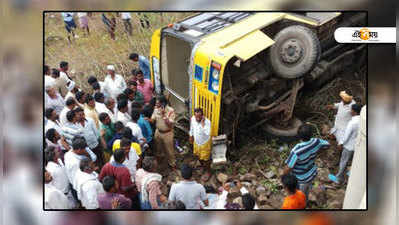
352;28;378;41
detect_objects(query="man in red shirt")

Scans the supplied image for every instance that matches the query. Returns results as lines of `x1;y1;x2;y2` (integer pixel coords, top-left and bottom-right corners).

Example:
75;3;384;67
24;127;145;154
99;149;139;209
281;173;306;209
136;70;153;104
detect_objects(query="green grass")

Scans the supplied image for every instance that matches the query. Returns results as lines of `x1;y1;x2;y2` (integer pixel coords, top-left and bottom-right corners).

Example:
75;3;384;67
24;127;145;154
44;12;193;92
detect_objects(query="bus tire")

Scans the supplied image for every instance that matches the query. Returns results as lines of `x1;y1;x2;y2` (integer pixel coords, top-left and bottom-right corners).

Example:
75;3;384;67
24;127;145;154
269;25;321;79
263;117;303;142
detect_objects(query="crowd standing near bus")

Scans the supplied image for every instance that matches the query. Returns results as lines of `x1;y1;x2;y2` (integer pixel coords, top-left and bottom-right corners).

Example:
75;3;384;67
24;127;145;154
44;12;364;210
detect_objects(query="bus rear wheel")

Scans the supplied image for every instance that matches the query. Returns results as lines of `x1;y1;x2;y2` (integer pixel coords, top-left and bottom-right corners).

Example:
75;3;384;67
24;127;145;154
262;117;303;142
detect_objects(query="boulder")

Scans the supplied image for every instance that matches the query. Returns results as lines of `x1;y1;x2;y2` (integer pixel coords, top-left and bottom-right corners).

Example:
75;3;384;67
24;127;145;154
265;171;276;179
233;197;243;206
228;186;242;199
311;186;327;206
256;186;266;195
321;124;330;136
257;195;268;205
317;168;331;182
217;173;228;184
240;173;257;181
241;182;252;187
328;200;342;209
308;192;317;202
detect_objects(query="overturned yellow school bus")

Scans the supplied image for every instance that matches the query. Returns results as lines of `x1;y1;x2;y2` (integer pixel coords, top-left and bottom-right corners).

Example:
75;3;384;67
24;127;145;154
149;12;366;143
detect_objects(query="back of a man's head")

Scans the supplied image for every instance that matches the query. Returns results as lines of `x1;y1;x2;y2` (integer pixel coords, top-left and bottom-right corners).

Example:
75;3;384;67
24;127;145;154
113;149;125;163
129;53;138;60
297;124;313;141
122;127;133;139
87;76;98;85
72;136;87;150
242;193;255;210
142;156;155;171
281;173;298;194
65;97;76;107
121;137;131;148
130;109;140;122
94;92;104;103
102;176;116;192
180;164;193;180
352;103;362;115
114;121;124;131
117;99;128;111
79;158;91;172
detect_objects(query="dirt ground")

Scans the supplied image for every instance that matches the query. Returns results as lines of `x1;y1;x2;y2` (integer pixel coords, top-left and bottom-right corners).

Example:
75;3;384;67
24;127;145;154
156;70;366;209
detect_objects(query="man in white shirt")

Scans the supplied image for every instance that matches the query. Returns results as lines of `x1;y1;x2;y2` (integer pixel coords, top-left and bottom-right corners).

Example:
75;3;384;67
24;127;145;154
169;164;208;209
75;158;104;209
120;12;132;36
45;146;77;208
75;107;104;167
45;169;72;209
62;110;84;145
60;97;76;126
64;137;96;191
116;99;131;125
97;97;117;123
126;109;146;146
327;90;356;143
64;80;79;102
94;92;108;116
103;65;127;100
57;61;74;96
44;65;55;88
189;108;212;181
88;76;107;98
45;108;63;135
328;104;362;184
45;86;65;114
45;146;70;194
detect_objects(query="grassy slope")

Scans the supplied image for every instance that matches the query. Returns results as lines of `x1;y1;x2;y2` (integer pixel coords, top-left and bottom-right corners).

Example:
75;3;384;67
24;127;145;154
44;12;192;91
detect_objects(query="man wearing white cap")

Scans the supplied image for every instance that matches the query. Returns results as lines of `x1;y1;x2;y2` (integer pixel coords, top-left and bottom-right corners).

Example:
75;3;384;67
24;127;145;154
64;80;79;102
103;65;127;100
326;91;356;143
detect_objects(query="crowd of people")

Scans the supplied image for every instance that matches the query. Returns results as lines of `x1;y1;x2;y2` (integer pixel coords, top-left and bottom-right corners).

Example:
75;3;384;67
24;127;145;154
60;12;151;42
44;55;215;210
45;50;363;209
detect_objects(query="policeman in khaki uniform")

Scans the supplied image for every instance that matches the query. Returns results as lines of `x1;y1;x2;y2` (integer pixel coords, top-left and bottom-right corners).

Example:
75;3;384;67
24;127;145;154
150;96;176;169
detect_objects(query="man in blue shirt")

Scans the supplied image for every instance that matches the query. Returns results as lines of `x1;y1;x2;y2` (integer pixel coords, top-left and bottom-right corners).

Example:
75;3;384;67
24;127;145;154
129;53;151;80
283;124;330;201
138;105;154;150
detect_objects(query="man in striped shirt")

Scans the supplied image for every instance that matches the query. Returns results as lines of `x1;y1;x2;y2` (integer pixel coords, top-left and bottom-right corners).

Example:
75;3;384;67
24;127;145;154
283;124;330;200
